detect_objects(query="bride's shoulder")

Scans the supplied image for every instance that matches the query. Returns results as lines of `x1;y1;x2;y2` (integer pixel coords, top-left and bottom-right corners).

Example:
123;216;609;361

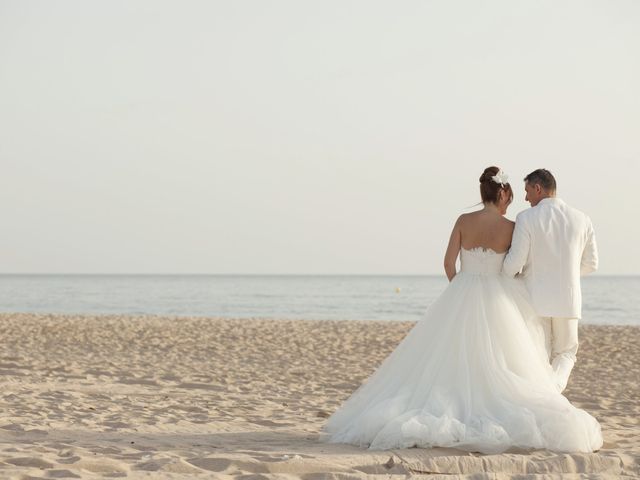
504;218;516;232
452;212;473;225
494;216;515;233
458;211;482;221
454;212;481;229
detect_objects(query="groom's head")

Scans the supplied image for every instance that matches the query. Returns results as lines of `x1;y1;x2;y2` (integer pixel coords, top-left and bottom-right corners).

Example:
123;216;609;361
523;169;556;207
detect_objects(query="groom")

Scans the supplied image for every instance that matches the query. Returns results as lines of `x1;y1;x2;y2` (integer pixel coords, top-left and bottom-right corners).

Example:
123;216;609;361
503;169;598;392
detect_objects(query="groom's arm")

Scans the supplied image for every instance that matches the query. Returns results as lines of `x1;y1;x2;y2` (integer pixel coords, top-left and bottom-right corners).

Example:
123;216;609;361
502;213;530;277
580;218;598;275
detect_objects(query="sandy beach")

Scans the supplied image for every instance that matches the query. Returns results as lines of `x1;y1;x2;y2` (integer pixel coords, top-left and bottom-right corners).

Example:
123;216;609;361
0;313;637;479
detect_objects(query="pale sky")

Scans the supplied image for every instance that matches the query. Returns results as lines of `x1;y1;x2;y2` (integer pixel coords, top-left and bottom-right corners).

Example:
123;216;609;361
1;0;638;274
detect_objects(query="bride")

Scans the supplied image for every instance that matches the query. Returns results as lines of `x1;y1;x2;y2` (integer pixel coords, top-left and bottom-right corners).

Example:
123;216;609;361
319;166;603;454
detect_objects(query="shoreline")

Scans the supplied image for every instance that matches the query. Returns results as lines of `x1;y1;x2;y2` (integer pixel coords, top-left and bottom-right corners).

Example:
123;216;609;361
0;313;638;478
0;311;637;326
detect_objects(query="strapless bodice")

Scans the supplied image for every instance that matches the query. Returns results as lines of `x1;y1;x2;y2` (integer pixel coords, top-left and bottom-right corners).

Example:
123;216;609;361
459;247;506;275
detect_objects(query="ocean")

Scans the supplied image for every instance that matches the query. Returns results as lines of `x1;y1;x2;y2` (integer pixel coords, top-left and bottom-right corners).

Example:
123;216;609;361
0;275;637;326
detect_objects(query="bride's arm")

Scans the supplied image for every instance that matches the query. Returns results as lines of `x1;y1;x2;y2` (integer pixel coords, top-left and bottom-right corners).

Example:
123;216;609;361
444;216;462;281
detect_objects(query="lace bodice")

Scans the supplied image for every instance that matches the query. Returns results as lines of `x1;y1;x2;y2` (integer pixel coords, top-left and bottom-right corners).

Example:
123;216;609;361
459;247;506;275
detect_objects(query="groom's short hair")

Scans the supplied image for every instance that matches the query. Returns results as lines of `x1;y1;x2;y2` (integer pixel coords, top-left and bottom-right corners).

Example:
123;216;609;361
524;169;556;192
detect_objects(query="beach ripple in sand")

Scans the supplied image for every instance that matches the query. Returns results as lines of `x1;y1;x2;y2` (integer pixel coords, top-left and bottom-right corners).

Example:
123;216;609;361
0;313;637;479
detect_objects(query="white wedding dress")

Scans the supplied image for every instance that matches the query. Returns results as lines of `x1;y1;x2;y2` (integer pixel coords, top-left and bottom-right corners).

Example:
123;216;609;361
319;247;603;454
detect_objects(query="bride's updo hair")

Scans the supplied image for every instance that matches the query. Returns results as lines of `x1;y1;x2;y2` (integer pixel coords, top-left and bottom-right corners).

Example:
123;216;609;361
479;166;513;204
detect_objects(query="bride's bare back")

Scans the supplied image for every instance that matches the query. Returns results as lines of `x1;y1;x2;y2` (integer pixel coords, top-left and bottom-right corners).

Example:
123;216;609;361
444;208;515;280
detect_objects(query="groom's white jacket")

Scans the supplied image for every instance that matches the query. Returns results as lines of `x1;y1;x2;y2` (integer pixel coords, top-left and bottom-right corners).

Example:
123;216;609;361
502;197;598;319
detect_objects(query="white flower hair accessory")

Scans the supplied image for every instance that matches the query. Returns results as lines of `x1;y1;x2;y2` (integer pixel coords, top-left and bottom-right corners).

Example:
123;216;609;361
491;170;509;187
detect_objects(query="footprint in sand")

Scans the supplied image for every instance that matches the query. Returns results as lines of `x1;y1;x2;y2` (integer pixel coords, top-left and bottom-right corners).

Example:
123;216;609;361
44;469;81;478
72;458;128;476
186;457;271;474
133;458;173;471
187;457;232;472
248;419;296;427
5;457;54;469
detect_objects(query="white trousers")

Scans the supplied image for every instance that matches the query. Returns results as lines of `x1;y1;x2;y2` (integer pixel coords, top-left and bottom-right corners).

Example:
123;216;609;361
541;317;579;392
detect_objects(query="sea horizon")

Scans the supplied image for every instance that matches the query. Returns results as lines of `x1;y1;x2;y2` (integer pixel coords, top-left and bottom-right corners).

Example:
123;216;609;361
0;274;637;326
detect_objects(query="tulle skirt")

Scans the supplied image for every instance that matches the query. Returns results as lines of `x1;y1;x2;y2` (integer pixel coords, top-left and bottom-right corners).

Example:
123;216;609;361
319;272;603;454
